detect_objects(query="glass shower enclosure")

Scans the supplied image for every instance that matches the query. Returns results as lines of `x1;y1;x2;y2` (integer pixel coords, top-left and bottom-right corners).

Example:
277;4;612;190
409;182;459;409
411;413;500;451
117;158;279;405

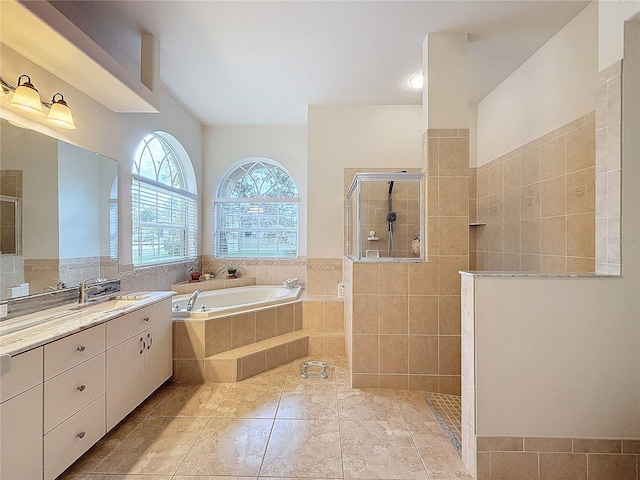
346;172;424;261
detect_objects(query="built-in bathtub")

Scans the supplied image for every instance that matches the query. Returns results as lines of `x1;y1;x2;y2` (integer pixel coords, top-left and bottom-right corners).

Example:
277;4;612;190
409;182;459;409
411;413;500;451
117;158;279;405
172;285;302;319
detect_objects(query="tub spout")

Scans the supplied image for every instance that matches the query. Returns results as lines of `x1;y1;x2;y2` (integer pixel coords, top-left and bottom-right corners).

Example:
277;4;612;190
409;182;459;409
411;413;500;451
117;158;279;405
186;289;203;311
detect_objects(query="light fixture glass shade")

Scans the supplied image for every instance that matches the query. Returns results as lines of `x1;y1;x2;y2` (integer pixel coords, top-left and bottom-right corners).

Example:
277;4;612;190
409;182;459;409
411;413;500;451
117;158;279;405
47;95;76;129
409;74;424;89
10;76;43;114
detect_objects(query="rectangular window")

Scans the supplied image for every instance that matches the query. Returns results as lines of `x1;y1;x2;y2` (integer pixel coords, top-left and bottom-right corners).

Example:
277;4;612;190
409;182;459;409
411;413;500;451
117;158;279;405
215;201;298;258
132;179;197;265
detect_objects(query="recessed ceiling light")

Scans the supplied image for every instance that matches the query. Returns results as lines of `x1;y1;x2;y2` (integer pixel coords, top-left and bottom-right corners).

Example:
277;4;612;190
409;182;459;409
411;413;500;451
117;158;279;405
409;73;424;89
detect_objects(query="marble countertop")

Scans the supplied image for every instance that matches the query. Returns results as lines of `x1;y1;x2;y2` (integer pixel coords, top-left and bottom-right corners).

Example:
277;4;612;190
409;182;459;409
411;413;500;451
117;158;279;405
0;291;175;357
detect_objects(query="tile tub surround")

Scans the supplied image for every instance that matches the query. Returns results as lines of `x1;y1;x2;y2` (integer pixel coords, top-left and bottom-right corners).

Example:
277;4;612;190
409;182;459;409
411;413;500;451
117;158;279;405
471;113;596;273
56;355;473;480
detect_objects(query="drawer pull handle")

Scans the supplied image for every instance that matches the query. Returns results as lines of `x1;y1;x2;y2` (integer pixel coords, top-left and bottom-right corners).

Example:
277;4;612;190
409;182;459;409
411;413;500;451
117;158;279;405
76;431;86;439
77;384;86;392
140;337;145;354
147;333;153;350
77;345;86;352
144;316;150;322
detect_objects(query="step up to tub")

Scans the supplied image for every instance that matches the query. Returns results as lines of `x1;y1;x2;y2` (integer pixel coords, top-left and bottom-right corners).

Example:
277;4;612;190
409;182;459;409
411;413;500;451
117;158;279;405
204;329;344;382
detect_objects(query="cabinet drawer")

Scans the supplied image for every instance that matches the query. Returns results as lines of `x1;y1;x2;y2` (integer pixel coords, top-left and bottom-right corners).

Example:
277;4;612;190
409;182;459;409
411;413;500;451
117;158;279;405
44;394;105;480
107;299;170;348
44;353;105;433
45;324;105;380
0;347;43;403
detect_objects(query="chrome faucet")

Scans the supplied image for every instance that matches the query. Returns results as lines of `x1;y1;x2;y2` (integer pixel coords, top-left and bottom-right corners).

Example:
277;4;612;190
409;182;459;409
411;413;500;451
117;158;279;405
78;279;104;304
186;289;203;311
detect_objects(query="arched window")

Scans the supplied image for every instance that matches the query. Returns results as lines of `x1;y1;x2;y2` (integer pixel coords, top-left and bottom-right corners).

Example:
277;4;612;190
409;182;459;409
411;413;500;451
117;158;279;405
132;132;197;265
215;159;298;258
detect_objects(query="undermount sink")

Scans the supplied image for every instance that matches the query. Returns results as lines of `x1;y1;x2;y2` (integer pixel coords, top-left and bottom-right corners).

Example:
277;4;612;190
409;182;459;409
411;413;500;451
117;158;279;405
75;295;150;313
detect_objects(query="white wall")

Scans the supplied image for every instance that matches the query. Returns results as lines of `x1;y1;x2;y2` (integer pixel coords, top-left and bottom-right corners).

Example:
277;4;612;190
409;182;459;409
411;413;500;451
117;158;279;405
307;105;423;258
599;0;640;71
202;126;308;257
476;2;597;166
471;15;640;441
0;44;204;268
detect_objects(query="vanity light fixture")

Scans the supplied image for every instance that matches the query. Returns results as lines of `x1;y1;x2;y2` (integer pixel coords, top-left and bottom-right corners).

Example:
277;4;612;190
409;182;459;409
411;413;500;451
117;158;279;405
0;74;76;129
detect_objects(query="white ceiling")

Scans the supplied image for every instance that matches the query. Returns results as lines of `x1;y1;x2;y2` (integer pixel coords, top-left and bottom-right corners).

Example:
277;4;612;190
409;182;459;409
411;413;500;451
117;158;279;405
50;1;590;126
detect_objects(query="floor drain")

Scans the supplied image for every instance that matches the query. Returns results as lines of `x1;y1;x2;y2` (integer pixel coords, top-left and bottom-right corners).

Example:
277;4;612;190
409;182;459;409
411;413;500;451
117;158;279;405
300;360;330;379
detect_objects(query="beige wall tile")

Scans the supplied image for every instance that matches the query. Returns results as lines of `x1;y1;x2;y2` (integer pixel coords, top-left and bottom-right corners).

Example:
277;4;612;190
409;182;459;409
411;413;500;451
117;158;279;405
541;176;567;217
379;263;409;294
303;301;324;329
255;308;276;342
622;440;640;454
541;255;567;273
409;260;438;295
379;374;409;389
439;177;469;216
503;188;521;223
504;221;521;254
489;223;505;253
379;295;409;334
428;216;439;255
352;373;379;388
379;335;408;374
438;375;461;395
323;301;344;330
574;439;622;454
439;296;461;335
567;256;595;273
205;317;232;357
408;375;438;391
490;162;504;195
428;177;439;215
174;321;205;359
503;155;521;191
239;351;266;380
438;217;469;256
353;263;380;294
520;254;541;272
477;452;490;480
489;193;505;224
176;359;206;383
275;304;295;335
521;147;541;185
232;313;256;349
286;337;308;362
539;453;587;480
567;167;595;215
428;137;439;176
408;335;438;374
520;183;541;219
525;437;573;452
477;436;524;451
323;336;346;355
541;216;567;255
438;256;468;295
204;358;236;382
566;123;595;173
439;335;461;375
266;344;288;370
490;452;538;480
352;294;380;334
521;219;541;254
305;268;324;296
541;136;566;180
352;335;379;374
567;213;595;258
587;454;636;480
408;295;439;335
477;167;490;199
438;137;469;176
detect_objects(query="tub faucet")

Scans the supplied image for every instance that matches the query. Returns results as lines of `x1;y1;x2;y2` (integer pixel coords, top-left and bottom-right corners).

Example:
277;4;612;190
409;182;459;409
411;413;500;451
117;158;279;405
78;279;104;304
186;289;203;311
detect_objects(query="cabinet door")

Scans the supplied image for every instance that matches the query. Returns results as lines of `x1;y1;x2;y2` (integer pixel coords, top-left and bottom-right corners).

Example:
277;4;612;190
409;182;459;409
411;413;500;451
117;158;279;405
145;319;173;395
0;385;43;480
106;335;146;431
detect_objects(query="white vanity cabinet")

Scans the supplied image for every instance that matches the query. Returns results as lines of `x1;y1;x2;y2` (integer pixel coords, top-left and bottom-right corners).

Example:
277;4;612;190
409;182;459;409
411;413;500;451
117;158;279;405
106;299;172;430
0;347;44;480
43;324;106;480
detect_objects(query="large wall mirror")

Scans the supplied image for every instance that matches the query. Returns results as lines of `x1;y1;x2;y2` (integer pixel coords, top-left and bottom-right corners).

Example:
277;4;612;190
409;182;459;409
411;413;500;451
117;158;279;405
0;119;118;301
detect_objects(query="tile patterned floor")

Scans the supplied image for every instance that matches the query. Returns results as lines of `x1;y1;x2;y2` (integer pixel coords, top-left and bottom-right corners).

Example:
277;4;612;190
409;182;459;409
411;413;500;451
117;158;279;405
59;356;472;480
425;392;462;455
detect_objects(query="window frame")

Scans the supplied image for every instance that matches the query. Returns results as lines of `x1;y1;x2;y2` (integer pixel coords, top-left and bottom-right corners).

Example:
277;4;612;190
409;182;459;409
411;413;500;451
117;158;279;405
131;132;198;267
214;158;299;259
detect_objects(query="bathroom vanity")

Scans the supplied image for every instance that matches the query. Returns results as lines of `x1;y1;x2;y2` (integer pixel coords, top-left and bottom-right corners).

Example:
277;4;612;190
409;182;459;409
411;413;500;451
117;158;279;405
0;292;173;480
